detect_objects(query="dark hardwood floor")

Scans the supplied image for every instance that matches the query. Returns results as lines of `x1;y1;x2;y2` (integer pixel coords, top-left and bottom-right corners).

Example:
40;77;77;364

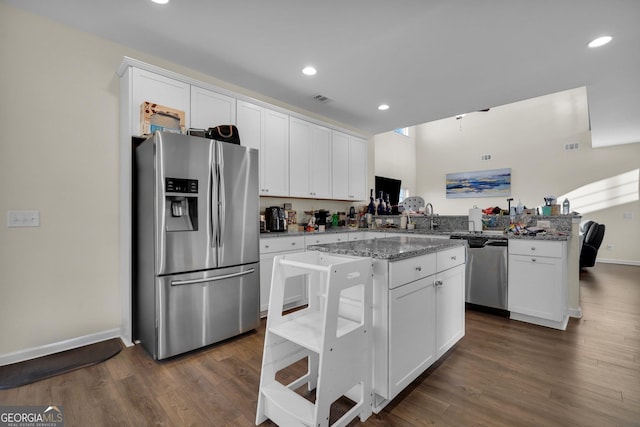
1;263;638;426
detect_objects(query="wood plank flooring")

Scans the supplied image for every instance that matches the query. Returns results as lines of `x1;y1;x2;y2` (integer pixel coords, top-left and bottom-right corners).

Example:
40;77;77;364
1;263;638;426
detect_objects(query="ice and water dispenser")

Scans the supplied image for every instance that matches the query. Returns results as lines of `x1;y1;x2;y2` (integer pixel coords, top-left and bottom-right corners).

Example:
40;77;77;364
164;177;198;231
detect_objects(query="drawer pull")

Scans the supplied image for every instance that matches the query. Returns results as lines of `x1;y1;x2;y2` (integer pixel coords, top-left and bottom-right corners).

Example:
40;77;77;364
451;256;457;260
415;266;422;272
291;242;296;246
265;245;269;249
531;247;536;251
531;258;537;262
435;280;443;287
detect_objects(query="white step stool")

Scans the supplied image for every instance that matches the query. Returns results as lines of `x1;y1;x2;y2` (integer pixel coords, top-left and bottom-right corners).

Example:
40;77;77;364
256;251;373;427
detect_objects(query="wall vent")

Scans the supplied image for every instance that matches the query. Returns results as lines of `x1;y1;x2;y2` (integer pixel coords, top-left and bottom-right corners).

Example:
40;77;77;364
312;94;330;103
564;142;580;151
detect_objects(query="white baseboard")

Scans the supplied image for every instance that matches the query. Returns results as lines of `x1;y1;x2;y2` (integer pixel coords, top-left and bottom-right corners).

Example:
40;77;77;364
596;258;640;266
0;328;122;367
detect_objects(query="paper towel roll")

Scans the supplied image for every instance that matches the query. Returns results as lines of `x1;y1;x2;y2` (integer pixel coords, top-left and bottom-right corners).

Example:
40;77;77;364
469;207;482;232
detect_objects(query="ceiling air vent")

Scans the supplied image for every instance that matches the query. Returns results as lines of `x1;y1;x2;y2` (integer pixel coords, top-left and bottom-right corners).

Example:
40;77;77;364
312;94;330;103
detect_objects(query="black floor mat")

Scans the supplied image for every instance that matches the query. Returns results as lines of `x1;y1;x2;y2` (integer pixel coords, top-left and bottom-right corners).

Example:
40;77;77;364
0;338;123;389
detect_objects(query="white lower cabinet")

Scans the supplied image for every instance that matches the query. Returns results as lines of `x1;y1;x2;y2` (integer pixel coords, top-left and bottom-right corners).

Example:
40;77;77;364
508;240;568;329
435;264;465;358
388;276;436;398
259;236;306;313
378;246;465;407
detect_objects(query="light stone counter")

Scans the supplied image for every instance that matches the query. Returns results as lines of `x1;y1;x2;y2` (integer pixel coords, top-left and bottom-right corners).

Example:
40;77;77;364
307;235;465;261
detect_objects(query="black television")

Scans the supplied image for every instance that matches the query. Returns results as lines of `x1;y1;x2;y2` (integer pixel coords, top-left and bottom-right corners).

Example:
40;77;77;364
375;176;401;214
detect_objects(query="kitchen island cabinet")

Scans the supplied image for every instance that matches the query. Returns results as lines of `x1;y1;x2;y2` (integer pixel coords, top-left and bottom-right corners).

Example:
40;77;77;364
308;236;466;412
508;239;568;330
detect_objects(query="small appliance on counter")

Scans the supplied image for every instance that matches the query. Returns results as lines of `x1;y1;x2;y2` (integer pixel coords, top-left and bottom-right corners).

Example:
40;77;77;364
264;206;287;232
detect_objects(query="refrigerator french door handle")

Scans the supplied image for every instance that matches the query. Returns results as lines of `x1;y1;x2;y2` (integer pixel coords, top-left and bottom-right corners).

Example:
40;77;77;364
170;268;255;286
217;142;225;252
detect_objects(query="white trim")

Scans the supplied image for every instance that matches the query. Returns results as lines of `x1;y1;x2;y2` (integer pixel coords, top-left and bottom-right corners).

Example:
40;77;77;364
0;329;126;367
596;258;640;266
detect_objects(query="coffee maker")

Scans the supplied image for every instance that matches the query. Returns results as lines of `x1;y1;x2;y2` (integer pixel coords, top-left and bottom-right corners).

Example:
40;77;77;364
264;206;287;232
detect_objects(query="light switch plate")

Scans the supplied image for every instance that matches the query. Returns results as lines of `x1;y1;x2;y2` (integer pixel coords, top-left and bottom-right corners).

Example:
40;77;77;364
537;220;551;229
7;210;40;227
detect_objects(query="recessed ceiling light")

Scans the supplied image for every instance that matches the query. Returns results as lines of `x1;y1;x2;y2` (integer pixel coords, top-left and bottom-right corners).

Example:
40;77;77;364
378;104;390;111
302;66;317;76
151;0;170;4
588;36;612;48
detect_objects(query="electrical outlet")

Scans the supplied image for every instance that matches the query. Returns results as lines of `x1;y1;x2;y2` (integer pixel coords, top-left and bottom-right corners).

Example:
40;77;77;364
606;244;614;250
537;220;551;229
7;210;40;227
623;212;633;220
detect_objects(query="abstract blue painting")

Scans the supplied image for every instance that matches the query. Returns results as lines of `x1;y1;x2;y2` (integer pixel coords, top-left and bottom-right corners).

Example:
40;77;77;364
446;168;511;198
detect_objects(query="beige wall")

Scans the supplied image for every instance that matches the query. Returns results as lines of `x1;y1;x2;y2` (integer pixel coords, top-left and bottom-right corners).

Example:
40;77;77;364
0;4;367;358
414;87;640;264
374;129;416;198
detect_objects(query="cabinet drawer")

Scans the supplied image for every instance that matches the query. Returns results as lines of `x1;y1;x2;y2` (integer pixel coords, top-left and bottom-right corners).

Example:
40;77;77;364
509;239;562;258
305;232;348;246
389;254;437;289
260;236;305;254
436;246;466;271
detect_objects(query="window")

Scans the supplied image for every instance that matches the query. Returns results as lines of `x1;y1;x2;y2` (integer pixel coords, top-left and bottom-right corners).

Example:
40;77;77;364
394;127;409;137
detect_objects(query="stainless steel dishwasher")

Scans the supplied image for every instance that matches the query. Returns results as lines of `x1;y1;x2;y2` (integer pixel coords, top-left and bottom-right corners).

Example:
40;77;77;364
450;234;508;311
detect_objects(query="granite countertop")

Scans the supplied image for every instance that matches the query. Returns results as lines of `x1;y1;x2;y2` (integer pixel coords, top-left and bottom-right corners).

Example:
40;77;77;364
260;227;570;241
307;235;466;261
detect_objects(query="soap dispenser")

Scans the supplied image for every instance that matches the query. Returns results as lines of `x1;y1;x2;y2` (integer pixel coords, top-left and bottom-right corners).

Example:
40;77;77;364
516;199;524;215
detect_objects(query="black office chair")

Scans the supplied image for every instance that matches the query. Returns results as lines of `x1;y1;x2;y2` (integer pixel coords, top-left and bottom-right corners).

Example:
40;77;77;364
580;221;605;268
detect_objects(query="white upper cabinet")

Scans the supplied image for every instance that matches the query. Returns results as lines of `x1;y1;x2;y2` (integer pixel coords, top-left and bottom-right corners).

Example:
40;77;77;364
290;118;332;199
332;131;368;201
190;86;236;129
130;68;190;136
237;100;289;196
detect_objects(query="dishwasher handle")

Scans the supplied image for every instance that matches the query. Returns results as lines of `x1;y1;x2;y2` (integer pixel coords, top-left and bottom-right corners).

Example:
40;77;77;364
171;268;255;286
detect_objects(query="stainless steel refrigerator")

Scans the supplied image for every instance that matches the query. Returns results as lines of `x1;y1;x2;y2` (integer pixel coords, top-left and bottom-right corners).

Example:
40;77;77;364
134;131;260;360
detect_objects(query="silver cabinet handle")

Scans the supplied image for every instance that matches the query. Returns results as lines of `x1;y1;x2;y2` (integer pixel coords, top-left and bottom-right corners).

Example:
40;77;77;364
531;258;537;262
531;247;536;251
451;256;457;260
171;268;255;286
435;280;443;287
291;242;296;246
415;266;422;272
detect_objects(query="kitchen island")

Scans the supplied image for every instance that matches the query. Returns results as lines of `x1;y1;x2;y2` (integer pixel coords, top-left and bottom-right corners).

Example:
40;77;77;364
308;235;467;413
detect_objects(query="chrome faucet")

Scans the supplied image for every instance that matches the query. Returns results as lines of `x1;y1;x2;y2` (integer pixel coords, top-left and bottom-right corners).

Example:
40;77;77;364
425;203;436;230
425;203;433;216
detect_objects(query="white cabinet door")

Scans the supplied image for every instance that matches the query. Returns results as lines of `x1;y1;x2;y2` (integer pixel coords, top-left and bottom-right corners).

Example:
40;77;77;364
259;235;306;313
388;276;436;398
435;264;465;358
290;118;331;199
263;109;289;196
289;118;312;197
237;101;289;196
131;68;190;136
190;86;236;129
331;131;350;200
508;254;564;321
332;131;368;201
349;136;368;201
310;125;332;198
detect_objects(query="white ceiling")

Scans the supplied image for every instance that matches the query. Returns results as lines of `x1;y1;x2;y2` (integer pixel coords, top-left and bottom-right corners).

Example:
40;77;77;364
5;0;640;146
